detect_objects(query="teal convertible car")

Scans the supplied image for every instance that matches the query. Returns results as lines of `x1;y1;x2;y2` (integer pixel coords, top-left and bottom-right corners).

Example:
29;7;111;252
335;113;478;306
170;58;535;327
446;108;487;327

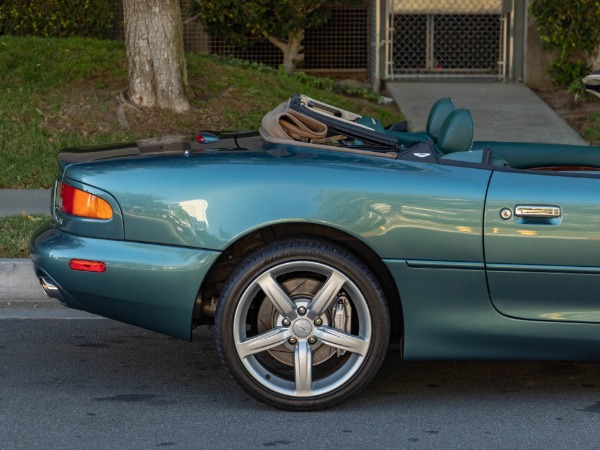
31;94;600;410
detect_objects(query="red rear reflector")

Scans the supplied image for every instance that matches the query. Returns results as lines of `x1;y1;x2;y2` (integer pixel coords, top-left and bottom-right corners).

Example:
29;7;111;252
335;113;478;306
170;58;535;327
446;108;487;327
69;259;106;273
59;183;113;220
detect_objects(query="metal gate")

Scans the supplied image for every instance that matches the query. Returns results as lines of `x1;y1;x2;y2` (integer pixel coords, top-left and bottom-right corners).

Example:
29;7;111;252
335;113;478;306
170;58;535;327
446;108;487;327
386;0;507;79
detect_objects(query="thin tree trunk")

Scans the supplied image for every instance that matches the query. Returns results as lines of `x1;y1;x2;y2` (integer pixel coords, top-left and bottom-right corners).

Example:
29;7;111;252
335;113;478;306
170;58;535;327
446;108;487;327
268;30;305;73
123;0;190;113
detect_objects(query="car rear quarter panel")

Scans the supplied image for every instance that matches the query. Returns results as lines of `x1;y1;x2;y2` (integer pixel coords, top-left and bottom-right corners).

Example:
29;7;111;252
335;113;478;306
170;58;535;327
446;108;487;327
64;146;491;264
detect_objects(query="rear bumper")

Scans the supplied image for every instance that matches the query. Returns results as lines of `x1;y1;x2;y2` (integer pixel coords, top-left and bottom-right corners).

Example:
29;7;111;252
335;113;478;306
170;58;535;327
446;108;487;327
30;223;220;340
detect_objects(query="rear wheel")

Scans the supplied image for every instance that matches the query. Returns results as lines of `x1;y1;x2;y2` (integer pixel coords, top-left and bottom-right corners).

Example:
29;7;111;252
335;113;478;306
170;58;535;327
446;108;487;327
215;238;390;410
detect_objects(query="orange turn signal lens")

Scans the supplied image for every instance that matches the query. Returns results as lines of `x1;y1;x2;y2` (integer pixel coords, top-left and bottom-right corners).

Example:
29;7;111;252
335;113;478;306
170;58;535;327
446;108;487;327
59;183;113;220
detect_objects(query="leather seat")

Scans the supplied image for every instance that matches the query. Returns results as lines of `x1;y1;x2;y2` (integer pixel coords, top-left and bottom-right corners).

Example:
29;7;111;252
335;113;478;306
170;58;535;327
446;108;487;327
388;97;455;147
425;97;455;141
438;109;510;167
436;109;474;154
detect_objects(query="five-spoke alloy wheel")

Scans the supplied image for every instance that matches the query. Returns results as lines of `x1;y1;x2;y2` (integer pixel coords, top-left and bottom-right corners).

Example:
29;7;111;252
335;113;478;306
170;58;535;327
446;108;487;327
215;239;390;410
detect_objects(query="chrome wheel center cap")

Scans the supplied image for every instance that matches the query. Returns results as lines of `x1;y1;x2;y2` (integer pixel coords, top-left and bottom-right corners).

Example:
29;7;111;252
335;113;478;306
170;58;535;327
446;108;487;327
292;319;313;338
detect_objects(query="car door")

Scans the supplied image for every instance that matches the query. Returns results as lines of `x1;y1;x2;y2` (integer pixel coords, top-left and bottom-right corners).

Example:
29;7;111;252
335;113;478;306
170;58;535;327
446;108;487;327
485;170;600;323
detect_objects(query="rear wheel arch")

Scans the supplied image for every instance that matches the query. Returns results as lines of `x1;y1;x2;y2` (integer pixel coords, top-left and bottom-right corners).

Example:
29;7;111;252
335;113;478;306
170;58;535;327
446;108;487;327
196;223;403;341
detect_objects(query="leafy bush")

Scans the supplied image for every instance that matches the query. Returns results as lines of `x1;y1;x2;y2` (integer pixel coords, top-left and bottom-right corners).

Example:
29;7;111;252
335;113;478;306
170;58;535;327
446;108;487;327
0;0;113;38
548;59;590;90
530;0;600;88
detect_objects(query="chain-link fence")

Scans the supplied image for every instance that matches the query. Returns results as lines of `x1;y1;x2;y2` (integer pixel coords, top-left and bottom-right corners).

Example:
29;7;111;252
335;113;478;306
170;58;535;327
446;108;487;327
388;0;505;78
111;1;369;72
111;1;508;83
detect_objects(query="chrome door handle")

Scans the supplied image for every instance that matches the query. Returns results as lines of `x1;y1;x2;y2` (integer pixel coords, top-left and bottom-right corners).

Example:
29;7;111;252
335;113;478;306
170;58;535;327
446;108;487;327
514;205;561;218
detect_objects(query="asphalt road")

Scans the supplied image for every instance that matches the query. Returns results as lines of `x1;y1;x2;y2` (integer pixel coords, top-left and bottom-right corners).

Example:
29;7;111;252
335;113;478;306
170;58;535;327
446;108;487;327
2;305;600;449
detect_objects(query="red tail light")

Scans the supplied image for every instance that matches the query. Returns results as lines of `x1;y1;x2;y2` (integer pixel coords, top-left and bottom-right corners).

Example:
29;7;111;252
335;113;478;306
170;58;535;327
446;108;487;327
69;259;107;273
59;183;112;220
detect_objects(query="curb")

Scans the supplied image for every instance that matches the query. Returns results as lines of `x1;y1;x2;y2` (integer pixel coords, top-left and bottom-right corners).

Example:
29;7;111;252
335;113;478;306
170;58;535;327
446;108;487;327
0;258;51;303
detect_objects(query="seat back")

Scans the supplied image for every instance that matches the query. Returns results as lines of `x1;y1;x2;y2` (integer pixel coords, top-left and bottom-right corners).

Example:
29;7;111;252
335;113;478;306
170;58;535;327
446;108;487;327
426;98;455;141
436;109;474;154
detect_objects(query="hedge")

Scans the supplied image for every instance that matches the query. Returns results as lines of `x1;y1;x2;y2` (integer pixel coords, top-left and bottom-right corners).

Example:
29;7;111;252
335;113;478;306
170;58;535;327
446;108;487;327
0;0;113;38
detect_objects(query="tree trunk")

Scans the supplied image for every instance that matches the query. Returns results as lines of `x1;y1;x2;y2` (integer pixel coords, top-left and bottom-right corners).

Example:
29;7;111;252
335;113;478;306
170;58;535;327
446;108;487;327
268;30;305;73
123;0;190;113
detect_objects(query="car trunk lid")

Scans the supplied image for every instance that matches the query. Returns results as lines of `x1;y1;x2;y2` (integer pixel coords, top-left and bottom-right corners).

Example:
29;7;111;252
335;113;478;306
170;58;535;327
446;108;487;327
57;131;263;168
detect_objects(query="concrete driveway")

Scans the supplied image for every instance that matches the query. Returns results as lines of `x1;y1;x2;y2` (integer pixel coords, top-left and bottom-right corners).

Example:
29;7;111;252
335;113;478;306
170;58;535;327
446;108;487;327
386;81;588;145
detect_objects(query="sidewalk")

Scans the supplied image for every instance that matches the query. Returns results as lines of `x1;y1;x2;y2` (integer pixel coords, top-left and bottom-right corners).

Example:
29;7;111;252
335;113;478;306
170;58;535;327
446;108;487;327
1;81;590;303
0;189;51;218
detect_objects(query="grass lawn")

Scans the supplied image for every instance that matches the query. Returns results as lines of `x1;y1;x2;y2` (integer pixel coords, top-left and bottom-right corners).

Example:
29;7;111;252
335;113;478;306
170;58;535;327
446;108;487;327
0;36;401;189
581;112;600;143
0;214;50;258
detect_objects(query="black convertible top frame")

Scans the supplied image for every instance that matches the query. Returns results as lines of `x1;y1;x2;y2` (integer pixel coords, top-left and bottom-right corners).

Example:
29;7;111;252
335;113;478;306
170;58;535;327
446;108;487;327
288;94;400;151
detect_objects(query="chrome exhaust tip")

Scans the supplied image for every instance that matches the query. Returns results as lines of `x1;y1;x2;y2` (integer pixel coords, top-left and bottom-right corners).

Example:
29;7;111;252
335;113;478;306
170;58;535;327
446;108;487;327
39;276;63;300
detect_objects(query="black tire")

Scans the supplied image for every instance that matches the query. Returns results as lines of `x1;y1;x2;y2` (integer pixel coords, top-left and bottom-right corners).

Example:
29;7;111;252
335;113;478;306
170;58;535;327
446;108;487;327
215;238;390;410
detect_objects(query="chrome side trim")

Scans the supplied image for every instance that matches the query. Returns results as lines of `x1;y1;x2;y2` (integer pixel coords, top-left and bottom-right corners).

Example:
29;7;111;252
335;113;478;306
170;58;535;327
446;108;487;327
404;260;485;270
487;263;600;274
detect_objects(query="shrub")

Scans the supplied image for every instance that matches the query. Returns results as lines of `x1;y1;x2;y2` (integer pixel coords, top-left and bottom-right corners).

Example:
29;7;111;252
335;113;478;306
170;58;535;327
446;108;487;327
530;0;600;88
548;58;590;89
0;0;113;38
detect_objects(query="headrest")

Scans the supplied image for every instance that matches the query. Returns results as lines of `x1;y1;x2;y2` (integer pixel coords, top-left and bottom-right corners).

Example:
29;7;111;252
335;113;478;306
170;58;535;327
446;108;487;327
436;109;474;154
426;98;455;140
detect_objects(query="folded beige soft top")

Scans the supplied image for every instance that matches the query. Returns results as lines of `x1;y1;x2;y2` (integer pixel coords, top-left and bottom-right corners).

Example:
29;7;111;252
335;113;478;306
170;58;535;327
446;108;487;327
259;96;397;159
261;95;374;141
261;101;328;142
